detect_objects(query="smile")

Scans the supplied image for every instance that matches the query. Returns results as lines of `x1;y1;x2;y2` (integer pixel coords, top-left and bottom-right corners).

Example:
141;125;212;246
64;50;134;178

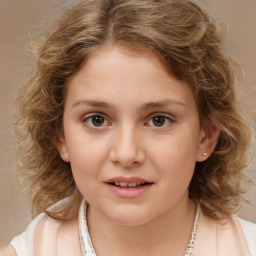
110;181;149;187
104;177;154;198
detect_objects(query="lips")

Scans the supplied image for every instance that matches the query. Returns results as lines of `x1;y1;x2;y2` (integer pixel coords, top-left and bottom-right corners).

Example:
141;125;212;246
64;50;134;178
104;176;153;187
104;176;154;198
110;181;148;187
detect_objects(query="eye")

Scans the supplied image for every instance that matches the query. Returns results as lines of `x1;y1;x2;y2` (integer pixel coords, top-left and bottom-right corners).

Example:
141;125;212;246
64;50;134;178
146;114;173;127
83;114;110;127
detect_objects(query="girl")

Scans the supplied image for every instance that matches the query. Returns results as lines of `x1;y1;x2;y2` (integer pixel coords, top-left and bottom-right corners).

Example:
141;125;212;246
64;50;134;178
3;0;256;255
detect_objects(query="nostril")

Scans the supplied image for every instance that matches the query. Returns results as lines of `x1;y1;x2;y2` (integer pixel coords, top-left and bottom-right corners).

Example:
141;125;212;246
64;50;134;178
109;141;146;168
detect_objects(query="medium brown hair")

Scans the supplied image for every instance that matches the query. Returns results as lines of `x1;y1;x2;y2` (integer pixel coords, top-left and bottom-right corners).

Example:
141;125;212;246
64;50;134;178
15;0;253;220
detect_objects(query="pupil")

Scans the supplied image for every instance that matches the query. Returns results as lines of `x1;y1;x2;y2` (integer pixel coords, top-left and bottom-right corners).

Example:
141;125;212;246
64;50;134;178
92;116;104;126
153;116;165;126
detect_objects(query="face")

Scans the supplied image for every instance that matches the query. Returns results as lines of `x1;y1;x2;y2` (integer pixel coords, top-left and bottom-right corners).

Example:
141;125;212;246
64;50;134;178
57;46;211;226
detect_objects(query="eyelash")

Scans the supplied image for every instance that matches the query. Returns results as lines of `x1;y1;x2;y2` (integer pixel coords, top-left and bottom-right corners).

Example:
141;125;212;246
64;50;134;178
145;113;174;128
82;113;111;128
82;113;174;128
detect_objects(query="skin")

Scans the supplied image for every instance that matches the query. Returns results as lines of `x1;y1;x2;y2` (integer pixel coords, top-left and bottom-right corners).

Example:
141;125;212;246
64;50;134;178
0;246;17;256
56;45;218;255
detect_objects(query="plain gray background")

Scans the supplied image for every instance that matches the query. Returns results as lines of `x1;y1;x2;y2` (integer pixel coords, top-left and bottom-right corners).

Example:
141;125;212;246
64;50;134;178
0;0;255;246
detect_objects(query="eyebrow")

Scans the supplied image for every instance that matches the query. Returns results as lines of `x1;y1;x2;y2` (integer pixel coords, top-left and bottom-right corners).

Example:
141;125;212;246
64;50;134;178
72;98;186;110
139;98;186;111
72;99;110;108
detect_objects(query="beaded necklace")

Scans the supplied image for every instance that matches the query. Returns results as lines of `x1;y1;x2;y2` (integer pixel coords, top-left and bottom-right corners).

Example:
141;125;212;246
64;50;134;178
78;199;200;256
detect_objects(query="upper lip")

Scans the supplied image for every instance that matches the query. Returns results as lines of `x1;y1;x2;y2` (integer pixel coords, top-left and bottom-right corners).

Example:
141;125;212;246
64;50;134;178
104;176;153;183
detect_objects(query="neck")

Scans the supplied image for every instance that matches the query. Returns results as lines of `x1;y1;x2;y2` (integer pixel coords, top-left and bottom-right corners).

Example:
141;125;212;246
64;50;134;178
87;197;197;256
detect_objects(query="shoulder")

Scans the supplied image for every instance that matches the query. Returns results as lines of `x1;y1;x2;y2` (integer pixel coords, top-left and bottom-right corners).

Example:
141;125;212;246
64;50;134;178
9;212;80;256
33;213;81;256
0;245;18;256
237;217;256;233
237;217;256;255
8;198;82;256
9;212;62;256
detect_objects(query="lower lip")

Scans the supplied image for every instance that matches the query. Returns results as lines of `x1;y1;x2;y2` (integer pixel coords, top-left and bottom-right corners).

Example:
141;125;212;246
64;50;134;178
105;183;153;198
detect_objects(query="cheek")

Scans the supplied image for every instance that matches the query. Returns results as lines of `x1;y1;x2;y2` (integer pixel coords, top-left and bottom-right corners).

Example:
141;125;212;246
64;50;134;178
67;136;108;180
65;125;108;161
154;145;196;204
68;144;104;199
152;133;199;169
149;128;199;186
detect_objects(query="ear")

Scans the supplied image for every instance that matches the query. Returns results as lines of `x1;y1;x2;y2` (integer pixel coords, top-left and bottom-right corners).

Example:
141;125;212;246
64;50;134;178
196;122;220;162
55;135;70;162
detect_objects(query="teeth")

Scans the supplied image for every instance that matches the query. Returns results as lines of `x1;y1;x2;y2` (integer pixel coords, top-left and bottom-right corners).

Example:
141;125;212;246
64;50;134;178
120;182;128;187
128;182;138;187
113;182;146;187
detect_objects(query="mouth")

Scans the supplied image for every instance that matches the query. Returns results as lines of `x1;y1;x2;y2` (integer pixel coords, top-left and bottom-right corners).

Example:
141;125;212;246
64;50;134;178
104;176;154;187
104;177;154;198
107;181;152;188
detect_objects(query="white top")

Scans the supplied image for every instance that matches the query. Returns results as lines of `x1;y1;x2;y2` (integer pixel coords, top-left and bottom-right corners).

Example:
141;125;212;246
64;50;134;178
10;201;256;256
238;217;256;255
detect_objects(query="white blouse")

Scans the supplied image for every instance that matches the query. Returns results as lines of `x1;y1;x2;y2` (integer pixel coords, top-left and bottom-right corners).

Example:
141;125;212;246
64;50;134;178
10;200;256;256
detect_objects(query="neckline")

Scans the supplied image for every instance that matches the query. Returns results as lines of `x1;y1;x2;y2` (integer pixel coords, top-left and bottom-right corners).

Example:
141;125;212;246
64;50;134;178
78;199;200;256
78;199;96;255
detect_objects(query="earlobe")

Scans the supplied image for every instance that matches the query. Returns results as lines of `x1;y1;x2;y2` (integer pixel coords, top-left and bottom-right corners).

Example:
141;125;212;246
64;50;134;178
55;136;70;162
196;123;220;162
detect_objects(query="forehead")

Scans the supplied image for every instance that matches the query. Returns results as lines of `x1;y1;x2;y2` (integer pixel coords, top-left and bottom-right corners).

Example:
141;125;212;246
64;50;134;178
65;45;197;112
71;44;178;82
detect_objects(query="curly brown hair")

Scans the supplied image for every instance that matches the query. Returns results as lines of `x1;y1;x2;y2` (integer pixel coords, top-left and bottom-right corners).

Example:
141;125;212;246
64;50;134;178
15;0;253;221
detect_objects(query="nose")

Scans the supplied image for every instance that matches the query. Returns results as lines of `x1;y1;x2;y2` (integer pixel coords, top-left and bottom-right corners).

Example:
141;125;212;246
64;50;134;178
109;125;146;168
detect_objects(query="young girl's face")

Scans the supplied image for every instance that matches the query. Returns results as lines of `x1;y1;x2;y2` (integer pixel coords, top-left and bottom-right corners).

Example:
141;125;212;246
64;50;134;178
57;46;208;226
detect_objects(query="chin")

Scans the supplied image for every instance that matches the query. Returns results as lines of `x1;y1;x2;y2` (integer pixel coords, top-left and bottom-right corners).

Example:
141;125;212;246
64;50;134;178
104;207;155;227
110;216;151;227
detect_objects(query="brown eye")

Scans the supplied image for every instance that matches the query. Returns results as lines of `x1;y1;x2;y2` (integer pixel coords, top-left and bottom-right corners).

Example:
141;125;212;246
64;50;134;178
92;116;105;126
146;114;172;127
152;116;166;127
84;114;109;127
